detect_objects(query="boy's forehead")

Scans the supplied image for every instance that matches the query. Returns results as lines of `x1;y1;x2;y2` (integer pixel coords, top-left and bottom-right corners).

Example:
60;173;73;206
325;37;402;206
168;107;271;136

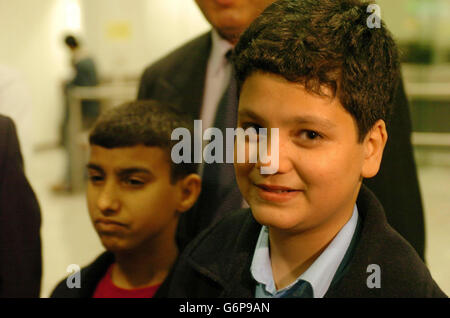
239;73;348;123
88;145;171;170
239;107;338;129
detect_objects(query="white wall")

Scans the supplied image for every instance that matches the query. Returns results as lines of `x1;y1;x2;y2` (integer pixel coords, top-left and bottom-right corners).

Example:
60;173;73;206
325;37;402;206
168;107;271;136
81;0;209;80
0;0;209;147
0;0;72;148
4;0;447;148
377;0;450;62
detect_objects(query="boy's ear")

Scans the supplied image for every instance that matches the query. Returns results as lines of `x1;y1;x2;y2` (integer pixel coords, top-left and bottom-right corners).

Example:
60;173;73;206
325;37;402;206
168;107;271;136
361;119;388;179
176;173;202;213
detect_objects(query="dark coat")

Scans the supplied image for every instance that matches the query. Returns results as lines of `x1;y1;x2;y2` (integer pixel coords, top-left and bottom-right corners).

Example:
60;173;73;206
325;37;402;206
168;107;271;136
137;31;426;260
164;185;446;298
0;115;42;297
67;56;100;120
50;252;169;298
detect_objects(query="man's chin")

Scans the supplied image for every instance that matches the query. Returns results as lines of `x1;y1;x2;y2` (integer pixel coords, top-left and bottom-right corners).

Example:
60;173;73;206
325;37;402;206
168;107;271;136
216;26;244;44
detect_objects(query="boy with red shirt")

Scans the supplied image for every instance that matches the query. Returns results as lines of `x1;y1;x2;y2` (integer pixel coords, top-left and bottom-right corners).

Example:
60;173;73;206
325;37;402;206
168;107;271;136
51;100;201;298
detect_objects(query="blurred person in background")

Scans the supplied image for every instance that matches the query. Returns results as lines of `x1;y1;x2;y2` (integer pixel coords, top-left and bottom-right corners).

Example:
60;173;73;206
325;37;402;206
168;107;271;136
0;115;42;297
138;0;426;261
52;34;100;193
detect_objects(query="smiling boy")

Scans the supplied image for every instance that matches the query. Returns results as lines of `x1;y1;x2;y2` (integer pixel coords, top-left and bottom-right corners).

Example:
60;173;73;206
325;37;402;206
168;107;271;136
164;0;446;297
51;100;201;298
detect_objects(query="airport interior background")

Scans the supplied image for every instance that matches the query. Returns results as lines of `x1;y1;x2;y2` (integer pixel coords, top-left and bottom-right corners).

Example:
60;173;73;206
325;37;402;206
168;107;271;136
0;0;449;297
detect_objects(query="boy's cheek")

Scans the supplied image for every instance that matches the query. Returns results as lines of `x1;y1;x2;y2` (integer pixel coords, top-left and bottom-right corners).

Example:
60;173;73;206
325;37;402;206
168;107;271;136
234;162;253;180
234;162;253;194
86;185;98;208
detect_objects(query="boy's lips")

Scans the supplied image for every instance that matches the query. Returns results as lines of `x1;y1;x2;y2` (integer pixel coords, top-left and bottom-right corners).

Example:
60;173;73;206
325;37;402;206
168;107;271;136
214;0;236;7
94;218;128;232
254;183;303;203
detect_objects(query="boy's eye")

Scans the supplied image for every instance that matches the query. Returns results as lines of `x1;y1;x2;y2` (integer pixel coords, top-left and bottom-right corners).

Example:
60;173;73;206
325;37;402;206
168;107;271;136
303;130;320;139
297;130;322;141
88;174;104;183
241;122;263;132
123;178;145;187
239;122;268;138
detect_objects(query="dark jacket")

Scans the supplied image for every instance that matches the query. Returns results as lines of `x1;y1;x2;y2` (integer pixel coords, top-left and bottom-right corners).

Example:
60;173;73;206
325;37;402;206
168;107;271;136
0;115;42;297
138;31;426;260
165;185;446;298
50;252;169;298
67;56;100;120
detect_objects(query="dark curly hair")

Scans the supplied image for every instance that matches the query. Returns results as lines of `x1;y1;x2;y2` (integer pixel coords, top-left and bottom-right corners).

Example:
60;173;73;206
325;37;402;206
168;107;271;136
89;100;198;183
233;0;400;142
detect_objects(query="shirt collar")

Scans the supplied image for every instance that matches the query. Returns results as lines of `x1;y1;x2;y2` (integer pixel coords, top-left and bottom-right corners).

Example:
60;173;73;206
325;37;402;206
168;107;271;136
250;226;275;293
208;29;234;76
250;204;359;298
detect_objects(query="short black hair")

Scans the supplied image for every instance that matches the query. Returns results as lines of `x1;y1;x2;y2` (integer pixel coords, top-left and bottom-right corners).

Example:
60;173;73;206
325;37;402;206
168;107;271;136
233;0;400;142
64;35;79;49
89;100;198;182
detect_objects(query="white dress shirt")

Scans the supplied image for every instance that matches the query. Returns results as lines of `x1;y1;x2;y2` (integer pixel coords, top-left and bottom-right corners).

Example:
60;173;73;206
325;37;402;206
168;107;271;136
200;29;234;130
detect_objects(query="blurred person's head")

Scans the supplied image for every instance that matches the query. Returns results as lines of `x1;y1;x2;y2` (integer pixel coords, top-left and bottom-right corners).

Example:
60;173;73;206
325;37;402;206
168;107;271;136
195;0;276;45
87;100;201;254
64;35;79;51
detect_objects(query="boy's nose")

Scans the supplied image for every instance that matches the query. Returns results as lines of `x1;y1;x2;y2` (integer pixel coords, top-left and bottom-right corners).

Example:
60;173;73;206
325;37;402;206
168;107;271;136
96;182;120;215
256;134;292;174
255;133;293;174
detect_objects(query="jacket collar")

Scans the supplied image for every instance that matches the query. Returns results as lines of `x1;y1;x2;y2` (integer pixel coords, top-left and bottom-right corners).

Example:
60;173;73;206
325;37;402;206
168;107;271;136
154;31;212;118
186;209;261;297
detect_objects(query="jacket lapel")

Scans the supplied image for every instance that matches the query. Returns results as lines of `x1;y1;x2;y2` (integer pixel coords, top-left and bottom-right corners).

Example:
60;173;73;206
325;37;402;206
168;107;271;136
324;185;391;297
187;209;261;298
155;31;212;118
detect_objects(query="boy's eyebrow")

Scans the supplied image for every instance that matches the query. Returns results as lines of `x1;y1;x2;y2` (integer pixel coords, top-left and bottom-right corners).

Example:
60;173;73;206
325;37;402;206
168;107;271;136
87;163;104;172
238;109;336;129
288;115;337;129
116;167;153;177
86;164;153;177
238;109;266;124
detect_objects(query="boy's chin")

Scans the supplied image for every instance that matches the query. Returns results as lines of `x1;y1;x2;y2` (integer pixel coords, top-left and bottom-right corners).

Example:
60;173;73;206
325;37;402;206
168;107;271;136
250;205;311;232
99;236;131;254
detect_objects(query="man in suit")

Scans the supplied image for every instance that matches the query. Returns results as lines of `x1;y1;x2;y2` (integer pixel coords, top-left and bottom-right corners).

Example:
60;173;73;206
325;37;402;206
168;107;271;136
137;0;425;260
0;115;42;297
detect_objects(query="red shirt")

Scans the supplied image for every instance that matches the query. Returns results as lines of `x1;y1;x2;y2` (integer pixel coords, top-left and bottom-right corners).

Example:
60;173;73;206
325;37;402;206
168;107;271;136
93;264;161;298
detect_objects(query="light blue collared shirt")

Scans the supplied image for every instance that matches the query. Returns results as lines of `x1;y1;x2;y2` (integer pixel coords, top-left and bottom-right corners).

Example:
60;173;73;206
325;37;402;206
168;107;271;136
250;205;359;298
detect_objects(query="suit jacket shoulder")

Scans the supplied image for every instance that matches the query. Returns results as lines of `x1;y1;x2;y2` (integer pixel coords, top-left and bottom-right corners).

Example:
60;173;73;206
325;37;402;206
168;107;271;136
326;185;446;298
0;115;42;297
137;31;212;117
